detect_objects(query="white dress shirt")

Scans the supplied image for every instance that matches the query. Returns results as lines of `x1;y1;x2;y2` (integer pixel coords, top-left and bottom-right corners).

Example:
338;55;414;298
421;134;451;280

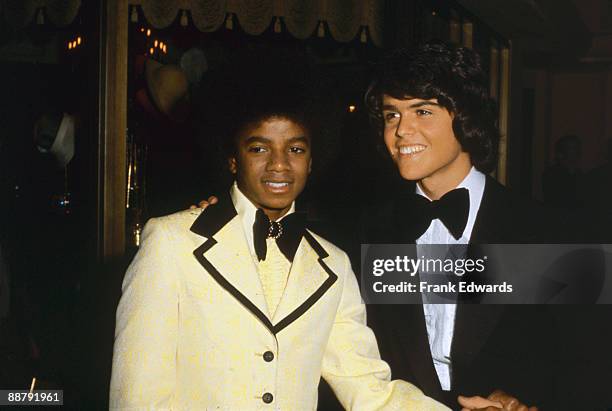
415;167;486;391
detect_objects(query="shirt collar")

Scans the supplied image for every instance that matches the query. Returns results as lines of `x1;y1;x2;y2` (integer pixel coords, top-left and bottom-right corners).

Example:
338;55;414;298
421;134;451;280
230;182;295;255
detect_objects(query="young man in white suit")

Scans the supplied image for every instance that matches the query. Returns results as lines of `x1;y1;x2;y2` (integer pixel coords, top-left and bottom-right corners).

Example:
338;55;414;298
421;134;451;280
109;74;447;410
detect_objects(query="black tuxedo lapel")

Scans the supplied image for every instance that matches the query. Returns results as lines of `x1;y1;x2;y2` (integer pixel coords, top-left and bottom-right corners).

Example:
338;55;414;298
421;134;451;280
470;176;497;243
398;304;444;396
452;176;507;381
470;176;511;243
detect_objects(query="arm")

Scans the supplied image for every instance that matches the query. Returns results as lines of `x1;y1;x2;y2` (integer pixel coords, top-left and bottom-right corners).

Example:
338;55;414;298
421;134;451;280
109;218;179;411
321;253;449;411
458;391;538;411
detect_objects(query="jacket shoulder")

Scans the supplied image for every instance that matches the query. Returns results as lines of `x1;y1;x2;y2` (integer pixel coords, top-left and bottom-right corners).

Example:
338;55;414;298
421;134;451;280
475;176;554;243
144;209;202;238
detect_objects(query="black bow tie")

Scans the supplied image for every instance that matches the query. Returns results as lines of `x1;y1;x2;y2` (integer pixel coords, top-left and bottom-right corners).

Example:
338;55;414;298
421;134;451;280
253;209;306;262
402;188;470;241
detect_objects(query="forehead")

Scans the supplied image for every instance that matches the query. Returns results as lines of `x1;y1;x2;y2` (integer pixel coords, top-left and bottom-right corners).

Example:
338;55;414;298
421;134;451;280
237;116;310;142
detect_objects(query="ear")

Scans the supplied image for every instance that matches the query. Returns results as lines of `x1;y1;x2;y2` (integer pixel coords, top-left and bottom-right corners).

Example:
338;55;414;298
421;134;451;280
308;158;312;174
228;157;238;174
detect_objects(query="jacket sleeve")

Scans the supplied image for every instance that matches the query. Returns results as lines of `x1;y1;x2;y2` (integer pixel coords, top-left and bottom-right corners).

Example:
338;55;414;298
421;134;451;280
321;253;449;411
109;218;179;411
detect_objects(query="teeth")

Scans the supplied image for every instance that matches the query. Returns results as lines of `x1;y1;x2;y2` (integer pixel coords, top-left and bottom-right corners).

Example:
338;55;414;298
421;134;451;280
266;182;289;188
399;145;426;155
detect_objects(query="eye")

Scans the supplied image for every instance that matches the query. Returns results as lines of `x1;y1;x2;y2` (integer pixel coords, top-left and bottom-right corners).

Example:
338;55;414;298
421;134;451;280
416;109;432;116
289;146;307;154
383;112;400;122
248;146;267;153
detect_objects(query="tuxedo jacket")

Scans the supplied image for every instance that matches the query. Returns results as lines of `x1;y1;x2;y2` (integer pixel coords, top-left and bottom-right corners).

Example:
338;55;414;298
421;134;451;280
109;195;448;411
364;175;561;409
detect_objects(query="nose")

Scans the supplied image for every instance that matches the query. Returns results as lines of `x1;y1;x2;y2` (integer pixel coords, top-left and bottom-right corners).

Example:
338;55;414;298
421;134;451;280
266;150;290;172
396;115;416;138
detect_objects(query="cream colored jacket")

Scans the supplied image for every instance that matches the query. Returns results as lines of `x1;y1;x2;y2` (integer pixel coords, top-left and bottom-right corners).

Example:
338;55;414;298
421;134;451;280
109;198;448;411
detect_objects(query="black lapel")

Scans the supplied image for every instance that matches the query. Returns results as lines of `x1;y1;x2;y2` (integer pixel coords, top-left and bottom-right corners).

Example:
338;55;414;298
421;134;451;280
189;191;236;238
190;191;277;333
272;231;338;334
391;187;439;389
192;238;276;333
190;193;338;337
396;302;446;396
367;188;444;393
470;176;502;243
453;175;507;375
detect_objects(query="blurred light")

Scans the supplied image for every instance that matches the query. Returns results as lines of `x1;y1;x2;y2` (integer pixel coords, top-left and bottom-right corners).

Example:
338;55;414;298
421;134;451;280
140;28;144;33
348;105;356;113
77;36;82;45
154;40;158;47
432;10;437;16
163;45;167;53
133;224;142;247
149;47;154;55
68;42;72;50
146;29;151;37
160;41;164;48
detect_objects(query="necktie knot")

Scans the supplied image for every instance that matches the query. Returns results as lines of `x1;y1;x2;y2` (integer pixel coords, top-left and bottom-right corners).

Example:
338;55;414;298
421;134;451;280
268;220;283;239
254;209;306;262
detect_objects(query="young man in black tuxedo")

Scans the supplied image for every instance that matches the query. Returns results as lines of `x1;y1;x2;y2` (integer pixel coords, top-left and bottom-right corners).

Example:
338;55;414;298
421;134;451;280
362;42;557;410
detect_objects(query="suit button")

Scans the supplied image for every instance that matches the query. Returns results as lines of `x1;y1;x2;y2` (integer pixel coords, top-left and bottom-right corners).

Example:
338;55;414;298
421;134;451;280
263;351;274;362
262;392;273;404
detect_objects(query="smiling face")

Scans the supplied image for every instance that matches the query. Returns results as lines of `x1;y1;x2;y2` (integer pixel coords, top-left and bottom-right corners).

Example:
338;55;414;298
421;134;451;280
382;95;472;199
229;116;312;220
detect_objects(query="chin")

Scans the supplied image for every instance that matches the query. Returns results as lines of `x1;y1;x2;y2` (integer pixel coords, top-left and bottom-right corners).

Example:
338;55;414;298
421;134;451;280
260;197;294;211
397;166;426;182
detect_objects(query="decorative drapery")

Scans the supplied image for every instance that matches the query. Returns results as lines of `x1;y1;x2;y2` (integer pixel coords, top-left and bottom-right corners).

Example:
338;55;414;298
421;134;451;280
0;0;383;44
1;0;81;28
131;0;385;46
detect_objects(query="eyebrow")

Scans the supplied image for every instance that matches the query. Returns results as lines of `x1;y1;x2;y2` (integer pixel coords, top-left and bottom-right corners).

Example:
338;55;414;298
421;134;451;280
244;135;310;145
244;136;270;144
382;100;440;110
287;136;310;145
409;100;440;109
